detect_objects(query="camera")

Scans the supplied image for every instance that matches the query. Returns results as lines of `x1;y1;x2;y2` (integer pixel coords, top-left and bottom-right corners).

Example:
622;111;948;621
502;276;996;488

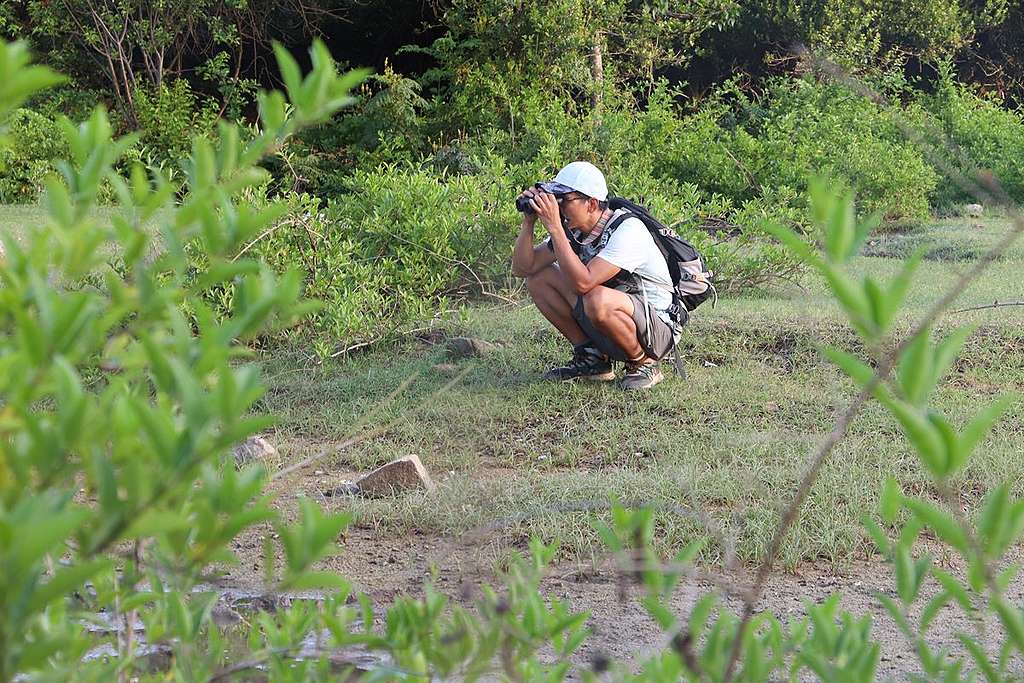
516;182;566;214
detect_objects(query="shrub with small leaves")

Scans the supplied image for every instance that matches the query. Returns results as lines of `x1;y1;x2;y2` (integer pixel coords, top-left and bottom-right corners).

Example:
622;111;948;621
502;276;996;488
0;38;371;681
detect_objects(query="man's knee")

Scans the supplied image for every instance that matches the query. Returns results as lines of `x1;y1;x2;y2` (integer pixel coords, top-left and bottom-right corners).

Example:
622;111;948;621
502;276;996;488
526;264;566;298
582;287;615;323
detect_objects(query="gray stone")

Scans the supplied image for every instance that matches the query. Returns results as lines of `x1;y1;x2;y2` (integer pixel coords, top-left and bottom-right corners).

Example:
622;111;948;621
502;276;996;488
324;480;360;497
965;203;984;218
446;336;496;358
354;455;435;498
232;435;277;468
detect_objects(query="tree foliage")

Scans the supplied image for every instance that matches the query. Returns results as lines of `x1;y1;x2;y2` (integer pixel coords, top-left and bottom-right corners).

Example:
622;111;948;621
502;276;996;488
15;0;343;122
750;0;1014;68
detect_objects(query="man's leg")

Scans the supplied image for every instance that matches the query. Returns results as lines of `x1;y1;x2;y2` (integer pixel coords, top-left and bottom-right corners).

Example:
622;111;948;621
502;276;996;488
582;287;665;390
580;286;645;360
525;264;587;345
526;265;614;381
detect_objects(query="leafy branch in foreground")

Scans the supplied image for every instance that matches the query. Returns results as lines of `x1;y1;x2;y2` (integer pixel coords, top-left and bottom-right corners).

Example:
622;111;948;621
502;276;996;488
0;37;372;682
0;39;593;683
708;175;1024;681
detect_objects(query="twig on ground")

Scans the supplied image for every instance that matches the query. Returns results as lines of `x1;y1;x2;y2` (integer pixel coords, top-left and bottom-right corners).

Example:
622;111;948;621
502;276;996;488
326;324;437;360
951;300;1024;314
270;366;471;482
329;336;381;359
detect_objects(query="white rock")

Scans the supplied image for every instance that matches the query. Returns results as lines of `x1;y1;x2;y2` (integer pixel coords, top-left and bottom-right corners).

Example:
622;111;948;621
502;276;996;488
232;435;277;468
355;455;435;497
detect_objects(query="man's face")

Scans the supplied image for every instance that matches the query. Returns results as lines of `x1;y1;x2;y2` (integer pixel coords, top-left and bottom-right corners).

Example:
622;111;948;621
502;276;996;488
557;192;595;231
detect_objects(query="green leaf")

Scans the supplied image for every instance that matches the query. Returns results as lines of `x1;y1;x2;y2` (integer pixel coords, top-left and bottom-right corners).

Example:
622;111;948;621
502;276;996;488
847;211;881;262
195;259;260;289
880;477;902;524
932;568;972;612
862;516;891;557
762;220;821;267
926;412;959;477
875;593;911;635
894;544;915;603
14;503;87;570
902;497;968;553
994;597;1024;655
958;634;999;683
979;484;1010;556
821;346;875;387
952;396;1014;473
933;326;974;387
898;328;934;407
28;558;112;611
887;400;947;477
822;266;872;334
124;510;191;539
919;591;951;633
688;593;717;635
273;42;304;105
878;249;923;331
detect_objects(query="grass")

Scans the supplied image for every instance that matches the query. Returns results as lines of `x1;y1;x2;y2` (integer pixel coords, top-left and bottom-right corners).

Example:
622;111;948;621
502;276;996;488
250;211;1024;569
4;203;1021;569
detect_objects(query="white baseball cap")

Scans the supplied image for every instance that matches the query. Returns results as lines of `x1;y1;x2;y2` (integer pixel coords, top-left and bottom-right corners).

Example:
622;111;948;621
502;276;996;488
540;161;608;201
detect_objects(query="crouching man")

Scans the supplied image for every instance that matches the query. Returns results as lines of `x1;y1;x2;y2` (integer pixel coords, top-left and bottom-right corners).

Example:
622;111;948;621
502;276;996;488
511;161;676;390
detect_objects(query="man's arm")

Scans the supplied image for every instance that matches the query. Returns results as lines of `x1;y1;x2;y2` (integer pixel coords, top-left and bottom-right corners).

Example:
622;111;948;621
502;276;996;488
532;192;620;294
510;217;556;277
547;229;620;295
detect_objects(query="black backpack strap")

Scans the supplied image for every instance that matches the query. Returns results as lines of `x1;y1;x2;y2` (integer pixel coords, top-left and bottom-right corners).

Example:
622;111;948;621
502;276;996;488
604;211;634;235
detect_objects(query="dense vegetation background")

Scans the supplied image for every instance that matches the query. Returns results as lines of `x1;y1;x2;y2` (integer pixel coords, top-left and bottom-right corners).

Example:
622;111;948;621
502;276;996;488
5;0;1024;345
5;5;1024;680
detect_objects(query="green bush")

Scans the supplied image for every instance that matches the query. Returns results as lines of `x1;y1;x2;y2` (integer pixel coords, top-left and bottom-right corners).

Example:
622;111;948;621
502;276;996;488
922;71;1024;205
133;78;219;164
0;108;66;201
667;77;940;222
243;165;508;344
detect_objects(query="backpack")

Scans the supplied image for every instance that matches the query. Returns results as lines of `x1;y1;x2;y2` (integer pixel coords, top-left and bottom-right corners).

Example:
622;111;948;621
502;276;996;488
605;197;716;325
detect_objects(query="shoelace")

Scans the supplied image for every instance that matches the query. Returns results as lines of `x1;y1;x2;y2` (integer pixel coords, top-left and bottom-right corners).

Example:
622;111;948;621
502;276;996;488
570;353;599;369
624;361;658;377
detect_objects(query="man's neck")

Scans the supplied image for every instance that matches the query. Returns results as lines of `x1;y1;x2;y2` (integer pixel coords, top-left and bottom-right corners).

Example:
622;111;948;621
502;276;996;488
577;208;611;235
576;208;614;246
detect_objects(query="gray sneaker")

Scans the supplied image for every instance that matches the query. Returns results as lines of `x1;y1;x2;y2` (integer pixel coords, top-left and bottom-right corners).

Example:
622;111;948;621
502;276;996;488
542;347;615;381
620;359;664;390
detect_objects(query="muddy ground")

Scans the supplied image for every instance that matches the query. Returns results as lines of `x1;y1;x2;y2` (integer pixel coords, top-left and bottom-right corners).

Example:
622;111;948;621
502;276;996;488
214;455;1023;681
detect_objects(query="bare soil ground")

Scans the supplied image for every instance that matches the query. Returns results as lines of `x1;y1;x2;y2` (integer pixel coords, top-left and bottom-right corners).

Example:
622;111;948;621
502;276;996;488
215;454;1022;680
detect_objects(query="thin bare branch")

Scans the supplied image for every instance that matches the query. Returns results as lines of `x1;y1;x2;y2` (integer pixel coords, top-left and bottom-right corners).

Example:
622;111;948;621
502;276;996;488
951;300;1024;314
722;47;1024;681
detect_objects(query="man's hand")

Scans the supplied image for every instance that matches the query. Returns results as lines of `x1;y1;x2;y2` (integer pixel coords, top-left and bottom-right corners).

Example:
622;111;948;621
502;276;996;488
529;191;562;233
517;188;538;229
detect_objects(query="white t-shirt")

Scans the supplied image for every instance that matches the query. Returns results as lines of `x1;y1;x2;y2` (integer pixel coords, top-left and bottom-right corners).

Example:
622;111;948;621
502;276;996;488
595;216;674;323
543;211;675;323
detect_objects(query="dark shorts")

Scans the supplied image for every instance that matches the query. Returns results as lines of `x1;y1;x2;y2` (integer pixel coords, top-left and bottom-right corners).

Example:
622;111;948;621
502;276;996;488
572;293;676;362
